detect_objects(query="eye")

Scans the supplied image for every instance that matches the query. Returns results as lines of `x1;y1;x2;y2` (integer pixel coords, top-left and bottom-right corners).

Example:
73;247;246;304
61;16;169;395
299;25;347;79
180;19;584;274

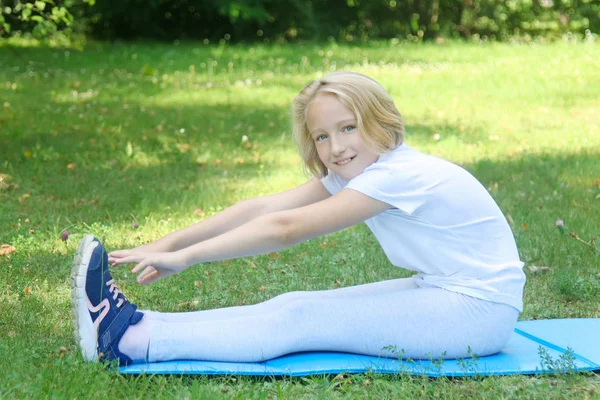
315;134;328;142
342;125;356;133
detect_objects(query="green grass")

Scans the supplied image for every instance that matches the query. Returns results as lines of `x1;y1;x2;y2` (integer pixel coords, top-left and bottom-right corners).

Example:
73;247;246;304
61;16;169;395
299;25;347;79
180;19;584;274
1;38;600;398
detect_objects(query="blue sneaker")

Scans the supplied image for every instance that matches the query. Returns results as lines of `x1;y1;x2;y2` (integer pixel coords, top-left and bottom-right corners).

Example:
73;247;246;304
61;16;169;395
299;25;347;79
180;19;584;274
71;235;144;366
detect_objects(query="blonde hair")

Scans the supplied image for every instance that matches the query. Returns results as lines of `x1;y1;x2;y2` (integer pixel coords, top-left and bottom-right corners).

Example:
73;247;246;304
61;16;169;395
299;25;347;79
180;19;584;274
292;71;405;177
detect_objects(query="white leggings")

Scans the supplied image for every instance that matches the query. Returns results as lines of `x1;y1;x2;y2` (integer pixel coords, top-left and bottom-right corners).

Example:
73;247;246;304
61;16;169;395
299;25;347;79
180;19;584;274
141;277;519;363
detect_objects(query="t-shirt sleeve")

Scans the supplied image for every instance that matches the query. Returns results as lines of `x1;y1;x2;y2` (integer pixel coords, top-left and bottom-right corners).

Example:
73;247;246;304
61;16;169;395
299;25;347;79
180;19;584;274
320;171;348;195
345;161;430;216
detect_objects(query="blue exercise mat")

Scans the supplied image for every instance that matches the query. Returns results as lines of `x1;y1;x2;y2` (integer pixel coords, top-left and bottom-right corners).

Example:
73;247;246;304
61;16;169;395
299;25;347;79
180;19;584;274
119;318;600;376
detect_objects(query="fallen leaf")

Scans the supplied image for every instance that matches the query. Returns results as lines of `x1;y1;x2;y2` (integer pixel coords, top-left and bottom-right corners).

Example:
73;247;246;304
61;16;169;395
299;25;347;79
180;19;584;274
594;179;600;186
0;244;16;256
521;223;528;230
176;300;199;310
18;193;31;204
8;330;16;338
24;287;31;295
528;266;551;273
193;208;205;217
176;143;190;153
67;163;76;169
0;175;20;190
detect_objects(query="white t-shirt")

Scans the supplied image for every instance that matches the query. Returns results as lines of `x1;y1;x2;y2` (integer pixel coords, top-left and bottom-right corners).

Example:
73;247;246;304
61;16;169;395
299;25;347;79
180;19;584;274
321;143;526;312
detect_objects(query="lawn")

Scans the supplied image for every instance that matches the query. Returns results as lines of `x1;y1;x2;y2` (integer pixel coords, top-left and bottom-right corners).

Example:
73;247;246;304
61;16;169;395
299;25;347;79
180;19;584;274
1;38;599;398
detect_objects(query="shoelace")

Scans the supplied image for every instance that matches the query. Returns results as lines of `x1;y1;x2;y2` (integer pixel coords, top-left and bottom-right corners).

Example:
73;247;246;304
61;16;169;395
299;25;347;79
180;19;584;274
106;279;125;308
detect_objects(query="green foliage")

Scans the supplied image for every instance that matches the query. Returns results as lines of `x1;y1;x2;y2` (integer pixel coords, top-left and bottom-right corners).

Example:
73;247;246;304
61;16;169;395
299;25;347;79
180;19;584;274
2;0;599;42
538;346;577;374
0;0;93;42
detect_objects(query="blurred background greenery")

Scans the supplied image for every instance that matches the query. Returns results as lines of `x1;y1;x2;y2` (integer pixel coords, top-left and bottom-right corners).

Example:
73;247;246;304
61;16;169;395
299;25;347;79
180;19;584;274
1;0;599;46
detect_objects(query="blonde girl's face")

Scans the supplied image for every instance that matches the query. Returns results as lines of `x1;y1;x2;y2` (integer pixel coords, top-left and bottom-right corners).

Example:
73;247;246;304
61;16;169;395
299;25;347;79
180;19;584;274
306;93;379;180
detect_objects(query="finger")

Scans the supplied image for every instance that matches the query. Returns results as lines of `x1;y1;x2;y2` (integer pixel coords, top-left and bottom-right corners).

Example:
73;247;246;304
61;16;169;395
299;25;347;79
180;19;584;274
131;259;152;274
111;260;130;267
108;250;134;258
138;266;159;284
107;256;119;265
126;255;146;264
109;254;137;264
110;259;126;267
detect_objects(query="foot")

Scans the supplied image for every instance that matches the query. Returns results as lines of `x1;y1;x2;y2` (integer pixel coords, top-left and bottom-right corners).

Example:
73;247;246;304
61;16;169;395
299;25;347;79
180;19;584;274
71;235;144;365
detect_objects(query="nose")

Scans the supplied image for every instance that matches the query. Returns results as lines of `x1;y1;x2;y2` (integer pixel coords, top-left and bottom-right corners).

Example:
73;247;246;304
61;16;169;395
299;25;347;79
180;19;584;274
329;134;346;157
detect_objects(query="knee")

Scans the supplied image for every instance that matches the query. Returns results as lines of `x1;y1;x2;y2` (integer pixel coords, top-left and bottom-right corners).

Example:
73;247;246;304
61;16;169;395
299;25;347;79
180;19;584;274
279;296;317;320
269;290;308;305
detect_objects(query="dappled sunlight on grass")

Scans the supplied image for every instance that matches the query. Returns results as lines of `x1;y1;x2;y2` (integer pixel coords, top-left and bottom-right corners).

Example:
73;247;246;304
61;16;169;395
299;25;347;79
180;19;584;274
140;85;298;108
0;277;72;339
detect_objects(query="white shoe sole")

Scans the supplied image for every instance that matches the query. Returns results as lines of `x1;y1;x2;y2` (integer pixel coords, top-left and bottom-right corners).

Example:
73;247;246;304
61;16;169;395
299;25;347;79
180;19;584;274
70;234;100;361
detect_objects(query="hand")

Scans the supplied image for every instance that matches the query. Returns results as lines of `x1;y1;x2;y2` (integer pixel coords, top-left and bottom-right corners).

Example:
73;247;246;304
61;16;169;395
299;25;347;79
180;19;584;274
108;250;189;285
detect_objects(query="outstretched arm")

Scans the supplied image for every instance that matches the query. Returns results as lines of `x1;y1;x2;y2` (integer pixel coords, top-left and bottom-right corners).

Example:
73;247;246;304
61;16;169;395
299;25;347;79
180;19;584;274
111;188;391;284
123;178;331;253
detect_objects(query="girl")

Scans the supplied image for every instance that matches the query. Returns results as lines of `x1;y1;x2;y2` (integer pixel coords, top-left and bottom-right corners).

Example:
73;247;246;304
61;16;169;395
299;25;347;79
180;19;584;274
71;71;525;366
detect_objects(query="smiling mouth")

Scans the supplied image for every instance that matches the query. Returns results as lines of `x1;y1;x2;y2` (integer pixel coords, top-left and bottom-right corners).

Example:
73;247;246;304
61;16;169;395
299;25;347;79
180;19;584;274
334;156;355;166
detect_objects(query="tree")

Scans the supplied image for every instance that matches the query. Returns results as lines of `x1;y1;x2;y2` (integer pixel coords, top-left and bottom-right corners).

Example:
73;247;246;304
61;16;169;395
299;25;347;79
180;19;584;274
0;0;94;41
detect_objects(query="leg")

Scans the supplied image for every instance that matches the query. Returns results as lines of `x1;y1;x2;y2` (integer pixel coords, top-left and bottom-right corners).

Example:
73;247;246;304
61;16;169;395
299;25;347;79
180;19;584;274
122;278;418;360
142;277;418;323
146;287;519;362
